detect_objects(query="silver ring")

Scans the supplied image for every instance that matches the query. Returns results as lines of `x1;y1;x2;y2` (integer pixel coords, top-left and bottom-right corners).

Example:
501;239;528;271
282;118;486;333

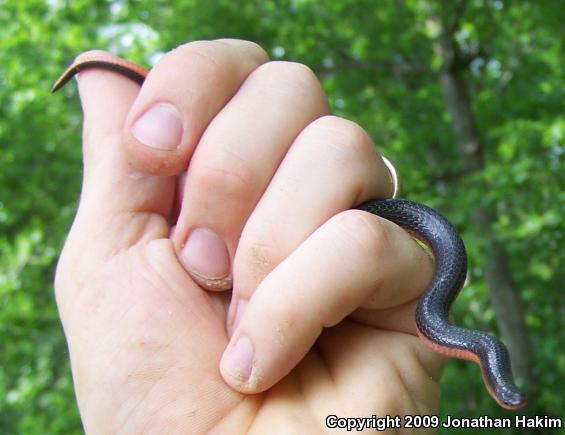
382;156;400;199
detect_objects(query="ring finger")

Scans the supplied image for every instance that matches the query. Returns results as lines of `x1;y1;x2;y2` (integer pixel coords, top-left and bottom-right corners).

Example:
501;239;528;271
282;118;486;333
228;115;392;332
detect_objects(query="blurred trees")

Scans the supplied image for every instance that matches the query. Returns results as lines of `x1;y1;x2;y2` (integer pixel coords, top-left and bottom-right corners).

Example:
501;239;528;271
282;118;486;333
1;0;563;433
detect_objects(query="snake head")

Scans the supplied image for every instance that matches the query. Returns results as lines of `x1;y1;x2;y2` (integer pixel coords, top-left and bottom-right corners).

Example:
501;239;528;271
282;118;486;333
496;385;526;410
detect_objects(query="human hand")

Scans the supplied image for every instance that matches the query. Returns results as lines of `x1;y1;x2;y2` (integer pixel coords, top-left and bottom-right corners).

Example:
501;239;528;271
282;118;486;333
55;39;442;434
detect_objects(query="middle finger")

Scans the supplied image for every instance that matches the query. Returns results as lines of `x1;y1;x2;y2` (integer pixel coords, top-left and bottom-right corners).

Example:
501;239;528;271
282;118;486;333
174;61;329;290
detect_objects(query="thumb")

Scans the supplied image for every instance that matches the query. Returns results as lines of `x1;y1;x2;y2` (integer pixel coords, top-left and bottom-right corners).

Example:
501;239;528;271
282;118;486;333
70;51;175;226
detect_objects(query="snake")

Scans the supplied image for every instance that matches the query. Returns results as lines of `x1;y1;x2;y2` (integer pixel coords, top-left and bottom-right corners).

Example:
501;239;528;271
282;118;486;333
52;52;526;410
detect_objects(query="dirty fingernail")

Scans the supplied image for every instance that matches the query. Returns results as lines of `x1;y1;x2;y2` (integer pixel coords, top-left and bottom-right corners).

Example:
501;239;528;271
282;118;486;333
181;227;231;290
221;335;254;383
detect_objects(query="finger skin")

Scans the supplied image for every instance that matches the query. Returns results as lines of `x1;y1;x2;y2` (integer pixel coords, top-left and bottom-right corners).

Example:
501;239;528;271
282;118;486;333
220;210;434;393
229;115;392;328
173;61;329;289
69;50;175;235
123;39;269;176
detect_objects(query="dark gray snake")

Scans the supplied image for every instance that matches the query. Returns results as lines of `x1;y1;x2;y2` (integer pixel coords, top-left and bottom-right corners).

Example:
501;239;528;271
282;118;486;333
358;199;525;409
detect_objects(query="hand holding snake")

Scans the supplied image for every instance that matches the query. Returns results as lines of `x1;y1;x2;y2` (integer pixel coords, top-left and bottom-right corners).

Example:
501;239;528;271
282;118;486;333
53;39;523;434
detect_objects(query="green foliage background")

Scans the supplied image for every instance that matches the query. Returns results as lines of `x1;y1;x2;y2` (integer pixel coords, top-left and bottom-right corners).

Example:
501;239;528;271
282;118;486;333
0;0;563;433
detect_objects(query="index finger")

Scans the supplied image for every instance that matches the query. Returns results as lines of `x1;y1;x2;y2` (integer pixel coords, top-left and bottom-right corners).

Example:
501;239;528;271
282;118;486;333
123;39;269;175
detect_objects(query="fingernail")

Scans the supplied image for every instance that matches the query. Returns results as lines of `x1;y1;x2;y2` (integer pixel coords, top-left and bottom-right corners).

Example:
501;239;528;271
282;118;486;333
227;299;248;338
221;335;254;382
131;103;183;150
181;228;232;290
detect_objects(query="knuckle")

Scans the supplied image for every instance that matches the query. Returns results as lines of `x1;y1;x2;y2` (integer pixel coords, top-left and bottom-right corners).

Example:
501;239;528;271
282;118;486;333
165;41;226;81
216;38;270;63
191;153;256;201
238;209;290;271
247;240;277;277
333;209;393;260
241;225;285;276
307;116;375;161
254;61;320;92
187;47;225;79
275;61;317;83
